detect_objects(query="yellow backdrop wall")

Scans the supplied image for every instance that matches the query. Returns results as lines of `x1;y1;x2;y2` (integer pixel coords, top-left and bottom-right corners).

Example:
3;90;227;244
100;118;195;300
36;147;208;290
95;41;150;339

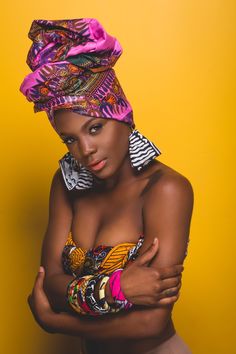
1;1;235;353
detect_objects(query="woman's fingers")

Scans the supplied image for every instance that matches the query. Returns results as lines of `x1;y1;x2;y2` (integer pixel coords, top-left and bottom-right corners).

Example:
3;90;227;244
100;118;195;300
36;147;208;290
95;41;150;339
29;266;52;313
34;266;45;285
158;264;184;280
157;292;180;306
27;267;55;333
27;294;33;311
159;276;182;292
136;238;159;266
159;282;181;298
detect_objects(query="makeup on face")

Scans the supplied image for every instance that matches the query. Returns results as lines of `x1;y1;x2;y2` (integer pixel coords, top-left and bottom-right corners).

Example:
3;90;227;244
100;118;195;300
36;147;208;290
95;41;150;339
54;110;130;179
88;158;107;172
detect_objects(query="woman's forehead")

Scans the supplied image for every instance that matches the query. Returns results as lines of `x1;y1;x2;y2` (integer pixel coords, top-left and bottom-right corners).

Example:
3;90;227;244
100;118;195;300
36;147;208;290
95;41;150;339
54;110;120;127
54;110;115;135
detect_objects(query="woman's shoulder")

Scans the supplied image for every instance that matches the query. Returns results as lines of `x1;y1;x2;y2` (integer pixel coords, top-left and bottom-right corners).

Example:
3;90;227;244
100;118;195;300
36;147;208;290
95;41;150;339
50;167;75;202
142;160;194;205
51;167;69;191
51;167;88;206
141;162;194;244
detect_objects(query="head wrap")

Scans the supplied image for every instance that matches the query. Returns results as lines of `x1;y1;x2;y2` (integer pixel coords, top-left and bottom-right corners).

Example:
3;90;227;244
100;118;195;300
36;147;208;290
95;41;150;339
20;18;135;129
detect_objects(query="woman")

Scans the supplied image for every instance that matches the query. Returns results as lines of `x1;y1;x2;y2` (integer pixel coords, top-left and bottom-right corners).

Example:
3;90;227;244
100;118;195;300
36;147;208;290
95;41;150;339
20;18;194;354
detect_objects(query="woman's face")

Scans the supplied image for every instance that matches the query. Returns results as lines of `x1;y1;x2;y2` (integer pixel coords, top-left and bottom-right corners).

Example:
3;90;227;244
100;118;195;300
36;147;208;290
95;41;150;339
53;109;131;179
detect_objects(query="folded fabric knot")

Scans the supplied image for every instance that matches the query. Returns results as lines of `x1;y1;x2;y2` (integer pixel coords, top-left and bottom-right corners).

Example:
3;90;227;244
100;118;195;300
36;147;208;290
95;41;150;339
20;18;134;129
26;19;122;72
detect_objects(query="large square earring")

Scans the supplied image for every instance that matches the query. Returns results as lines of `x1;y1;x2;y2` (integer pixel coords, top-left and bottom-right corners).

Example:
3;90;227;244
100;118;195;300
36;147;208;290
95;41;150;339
59;129;162;191
59;152;94;191
128;129;162;172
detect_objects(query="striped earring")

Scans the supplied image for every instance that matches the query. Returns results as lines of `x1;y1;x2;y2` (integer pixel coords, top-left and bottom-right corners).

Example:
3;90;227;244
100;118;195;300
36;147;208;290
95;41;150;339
128;129;162;172
59;152;94;191
59;129;162;191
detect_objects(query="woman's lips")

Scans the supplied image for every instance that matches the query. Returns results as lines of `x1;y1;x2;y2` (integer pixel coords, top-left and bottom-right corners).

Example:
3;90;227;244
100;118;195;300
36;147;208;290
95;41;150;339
88;159;107;171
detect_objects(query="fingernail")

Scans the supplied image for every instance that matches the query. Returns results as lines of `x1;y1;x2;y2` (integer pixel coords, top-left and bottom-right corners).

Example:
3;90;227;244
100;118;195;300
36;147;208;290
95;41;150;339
39;266;44;273
153;237;158;245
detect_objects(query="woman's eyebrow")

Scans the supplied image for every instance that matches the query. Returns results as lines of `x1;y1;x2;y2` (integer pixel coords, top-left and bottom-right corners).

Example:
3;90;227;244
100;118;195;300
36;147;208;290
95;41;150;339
59;117;99;136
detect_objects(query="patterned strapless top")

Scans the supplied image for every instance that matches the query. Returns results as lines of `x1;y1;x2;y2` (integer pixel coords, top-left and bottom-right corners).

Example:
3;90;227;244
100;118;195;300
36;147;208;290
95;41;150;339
62;233;144;277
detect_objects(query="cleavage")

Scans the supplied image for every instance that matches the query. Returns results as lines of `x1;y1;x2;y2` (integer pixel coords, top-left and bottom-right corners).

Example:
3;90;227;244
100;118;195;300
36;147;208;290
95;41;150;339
71;196;143;250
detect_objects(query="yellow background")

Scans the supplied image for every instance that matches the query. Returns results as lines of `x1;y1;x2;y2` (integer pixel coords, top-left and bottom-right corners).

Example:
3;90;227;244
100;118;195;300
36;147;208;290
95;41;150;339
1;1;235;353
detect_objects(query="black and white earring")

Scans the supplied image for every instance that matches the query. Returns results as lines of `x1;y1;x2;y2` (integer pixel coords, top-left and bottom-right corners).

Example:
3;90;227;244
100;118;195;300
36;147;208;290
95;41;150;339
59;152;94;191
59;129;162;191
128;129;162;172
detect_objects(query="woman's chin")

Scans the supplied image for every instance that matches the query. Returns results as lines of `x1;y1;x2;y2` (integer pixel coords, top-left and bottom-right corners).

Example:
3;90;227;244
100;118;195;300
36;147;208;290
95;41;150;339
93;170;113;181
92;166;119;184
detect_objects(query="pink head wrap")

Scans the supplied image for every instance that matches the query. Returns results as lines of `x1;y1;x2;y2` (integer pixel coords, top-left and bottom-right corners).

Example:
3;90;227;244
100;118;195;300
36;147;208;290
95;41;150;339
20;18;135;129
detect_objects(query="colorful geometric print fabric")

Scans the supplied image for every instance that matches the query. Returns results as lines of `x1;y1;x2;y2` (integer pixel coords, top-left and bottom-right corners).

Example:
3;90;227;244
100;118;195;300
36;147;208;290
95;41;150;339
20;18;135;129
62;232;144;277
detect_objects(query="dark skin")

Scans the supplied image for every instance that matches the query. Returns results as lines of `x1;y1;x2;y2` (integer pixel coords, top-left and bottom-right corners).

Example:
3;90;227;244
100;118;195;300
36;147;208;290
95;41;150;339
28;110;194;354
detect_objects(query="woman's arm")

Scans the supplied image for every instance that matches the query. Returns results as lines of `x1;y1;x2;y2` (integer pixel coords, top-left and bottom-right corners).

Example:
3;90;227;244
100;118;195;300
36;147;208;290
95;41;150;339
43;293;174;340
40;168;74;312
62;172;194;338
134;171;194;330
29;266;173;339
29;171;193;339
42;168;183;313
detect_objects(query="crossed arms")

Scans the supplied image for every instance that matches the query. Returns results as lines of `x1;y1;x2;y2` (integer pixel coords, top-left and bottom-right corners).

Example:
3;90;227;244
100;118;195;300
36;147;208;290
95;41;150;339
29;169;194;339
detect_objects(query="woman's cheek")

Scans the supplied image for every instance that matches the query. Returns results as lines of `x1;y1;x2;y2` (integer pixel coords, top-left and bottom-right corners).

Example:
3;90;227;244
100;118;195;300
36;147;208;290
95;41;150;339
67;145;80;160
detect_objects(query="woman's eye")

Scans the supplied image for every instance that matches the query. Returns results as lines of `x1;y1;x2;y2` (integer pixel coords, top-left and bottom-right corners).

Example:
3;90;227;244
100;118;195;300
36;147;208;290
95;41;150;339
61;124;102;144
61;137;76;144
90;124;102;134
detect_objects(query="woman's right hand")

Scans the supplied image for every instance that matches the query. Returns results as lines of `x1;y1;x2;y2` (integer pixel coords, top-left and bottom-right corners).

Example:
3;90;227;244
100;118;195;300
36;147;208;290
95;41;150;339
119;238;183;307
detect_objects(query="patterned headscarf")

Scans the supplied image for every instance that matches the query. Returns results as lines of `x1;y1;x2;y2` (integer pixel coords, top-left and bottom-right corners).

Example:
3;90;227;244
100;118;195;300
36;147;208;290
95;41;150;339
20;18;135;129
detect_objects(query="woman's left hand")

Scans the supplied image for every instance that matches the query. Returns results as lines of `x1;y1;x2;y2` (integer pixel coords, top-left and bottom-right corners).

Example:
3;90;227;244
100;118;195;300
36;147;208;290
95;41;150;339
27;266;57;333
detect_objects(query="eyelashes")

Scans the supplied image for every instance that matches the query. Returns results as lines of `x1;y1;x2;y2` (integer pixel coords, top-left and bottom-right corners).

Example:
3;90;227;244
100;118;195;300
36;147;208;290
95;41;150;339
61;137;75;144
61;123;103;145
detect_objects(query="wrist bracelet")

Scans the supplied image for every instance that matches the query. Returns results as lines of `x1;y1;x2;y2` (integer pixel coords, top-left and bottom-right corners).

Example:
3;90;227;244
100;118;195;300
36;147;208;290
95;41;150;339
98;276;110;310
67;270;133;316
109;269;133;310
67;275;93;314
85;274;112;315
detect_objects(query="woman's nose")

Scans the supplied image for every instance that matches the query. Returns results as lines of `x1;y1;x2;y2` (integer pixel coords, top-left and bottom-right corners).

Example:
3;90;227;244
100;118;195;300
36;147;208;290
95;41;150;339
78;137;97;158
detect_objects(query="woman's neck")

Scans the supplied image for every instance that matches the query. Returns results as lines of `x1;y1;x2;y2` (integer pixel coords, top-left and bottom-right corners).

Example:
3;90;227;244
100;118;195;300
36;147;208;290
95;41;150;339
95;154;138;192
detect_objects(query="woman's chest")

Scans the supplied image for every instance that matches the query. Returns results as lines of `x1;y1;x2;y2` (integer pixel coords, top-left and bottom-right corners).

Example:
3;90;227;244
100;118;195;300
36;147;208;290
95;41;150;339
71;189;144;250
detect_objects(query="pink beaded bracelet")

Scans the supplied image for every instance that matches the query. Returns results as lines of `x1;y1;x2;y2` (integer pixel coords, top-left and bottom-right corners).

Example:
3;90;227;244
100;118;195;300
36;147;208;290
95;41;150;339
109;269;133;310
